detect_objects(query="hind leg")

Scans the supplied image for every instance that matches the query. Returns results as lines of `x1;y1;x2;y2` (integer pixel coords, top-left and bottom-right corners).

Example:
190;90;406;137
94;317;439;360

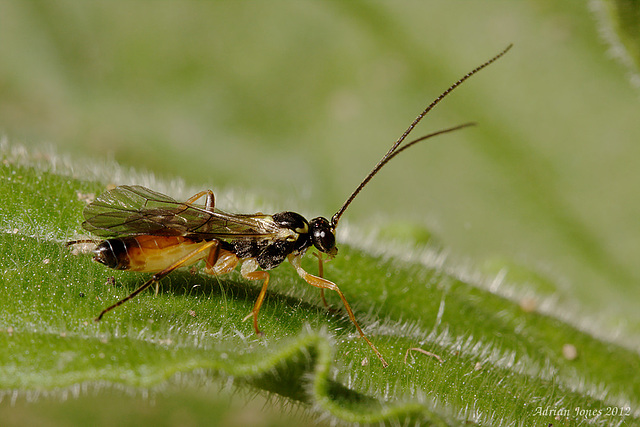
184;190;215;210
203;248;238;276
95;240;220;321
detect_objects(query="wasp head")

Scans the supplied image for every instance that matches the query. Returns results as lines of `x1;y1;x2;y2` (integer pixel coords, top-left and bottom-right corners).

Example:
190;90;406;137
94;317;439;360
309;217;337;256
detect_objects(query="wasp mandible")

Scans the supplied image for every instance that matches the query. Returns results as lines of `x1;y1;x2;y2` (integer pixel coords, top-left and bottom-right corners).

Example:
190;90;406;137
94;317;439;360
69;45;512;368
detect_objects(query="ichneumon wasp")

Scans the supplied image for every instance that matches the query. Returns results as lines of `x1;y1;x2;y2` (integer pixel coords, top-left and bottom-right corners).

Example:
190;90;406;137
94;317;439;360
69;45;511;368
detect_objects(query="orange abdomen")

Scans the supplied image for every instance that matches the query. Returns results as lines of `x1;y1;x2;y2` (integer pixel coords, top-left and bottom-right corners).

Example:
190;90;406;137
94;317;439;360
93;236;210;272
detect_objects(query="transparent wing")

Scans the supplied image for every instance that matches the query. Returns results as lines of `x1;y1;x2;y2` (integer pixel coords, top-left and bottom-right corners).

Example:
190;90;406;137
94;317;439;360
81;185;280;240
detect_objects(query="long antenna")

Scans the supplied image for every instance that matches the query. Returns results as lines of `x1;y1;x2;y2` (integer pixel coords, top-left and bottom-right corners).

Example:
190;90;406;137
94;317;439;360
330;44;512;228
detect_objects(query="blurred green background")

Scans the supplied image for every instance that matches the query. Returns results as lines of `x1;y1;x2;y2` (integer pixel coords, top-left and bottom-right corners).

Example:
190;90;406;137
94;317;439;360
1;0;639;424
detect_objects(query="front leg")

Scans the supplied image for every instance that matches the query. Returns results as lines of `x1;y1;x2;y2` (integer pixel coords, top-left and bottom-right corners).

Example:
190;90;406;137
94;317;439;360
288;254;388;368
312;251;330;309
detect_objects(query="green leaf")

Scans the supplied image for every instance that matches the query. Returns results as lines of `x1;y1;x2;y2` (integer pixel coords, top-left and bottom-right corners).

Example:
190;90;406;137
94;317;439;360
594;0;640;81
2;142;639;426
2;2;640;426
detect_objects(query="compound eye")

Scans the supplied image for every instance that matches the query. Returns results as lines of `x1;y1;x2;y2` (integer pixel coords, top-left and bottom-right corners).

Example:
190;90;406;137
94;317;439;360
309;217;335;253
314;229;335;253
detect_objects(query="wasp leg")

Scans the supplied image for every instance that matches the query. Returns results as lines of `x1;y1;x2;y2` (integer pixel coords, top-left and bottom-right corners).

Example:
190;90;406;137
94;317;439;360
288;254;388;368
312;252;329;309
95;240;220;321
183;190;215;235
202;252;269;334
203;248;238;276
204;240;221;269
239;259;270;336
184;190;215;211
